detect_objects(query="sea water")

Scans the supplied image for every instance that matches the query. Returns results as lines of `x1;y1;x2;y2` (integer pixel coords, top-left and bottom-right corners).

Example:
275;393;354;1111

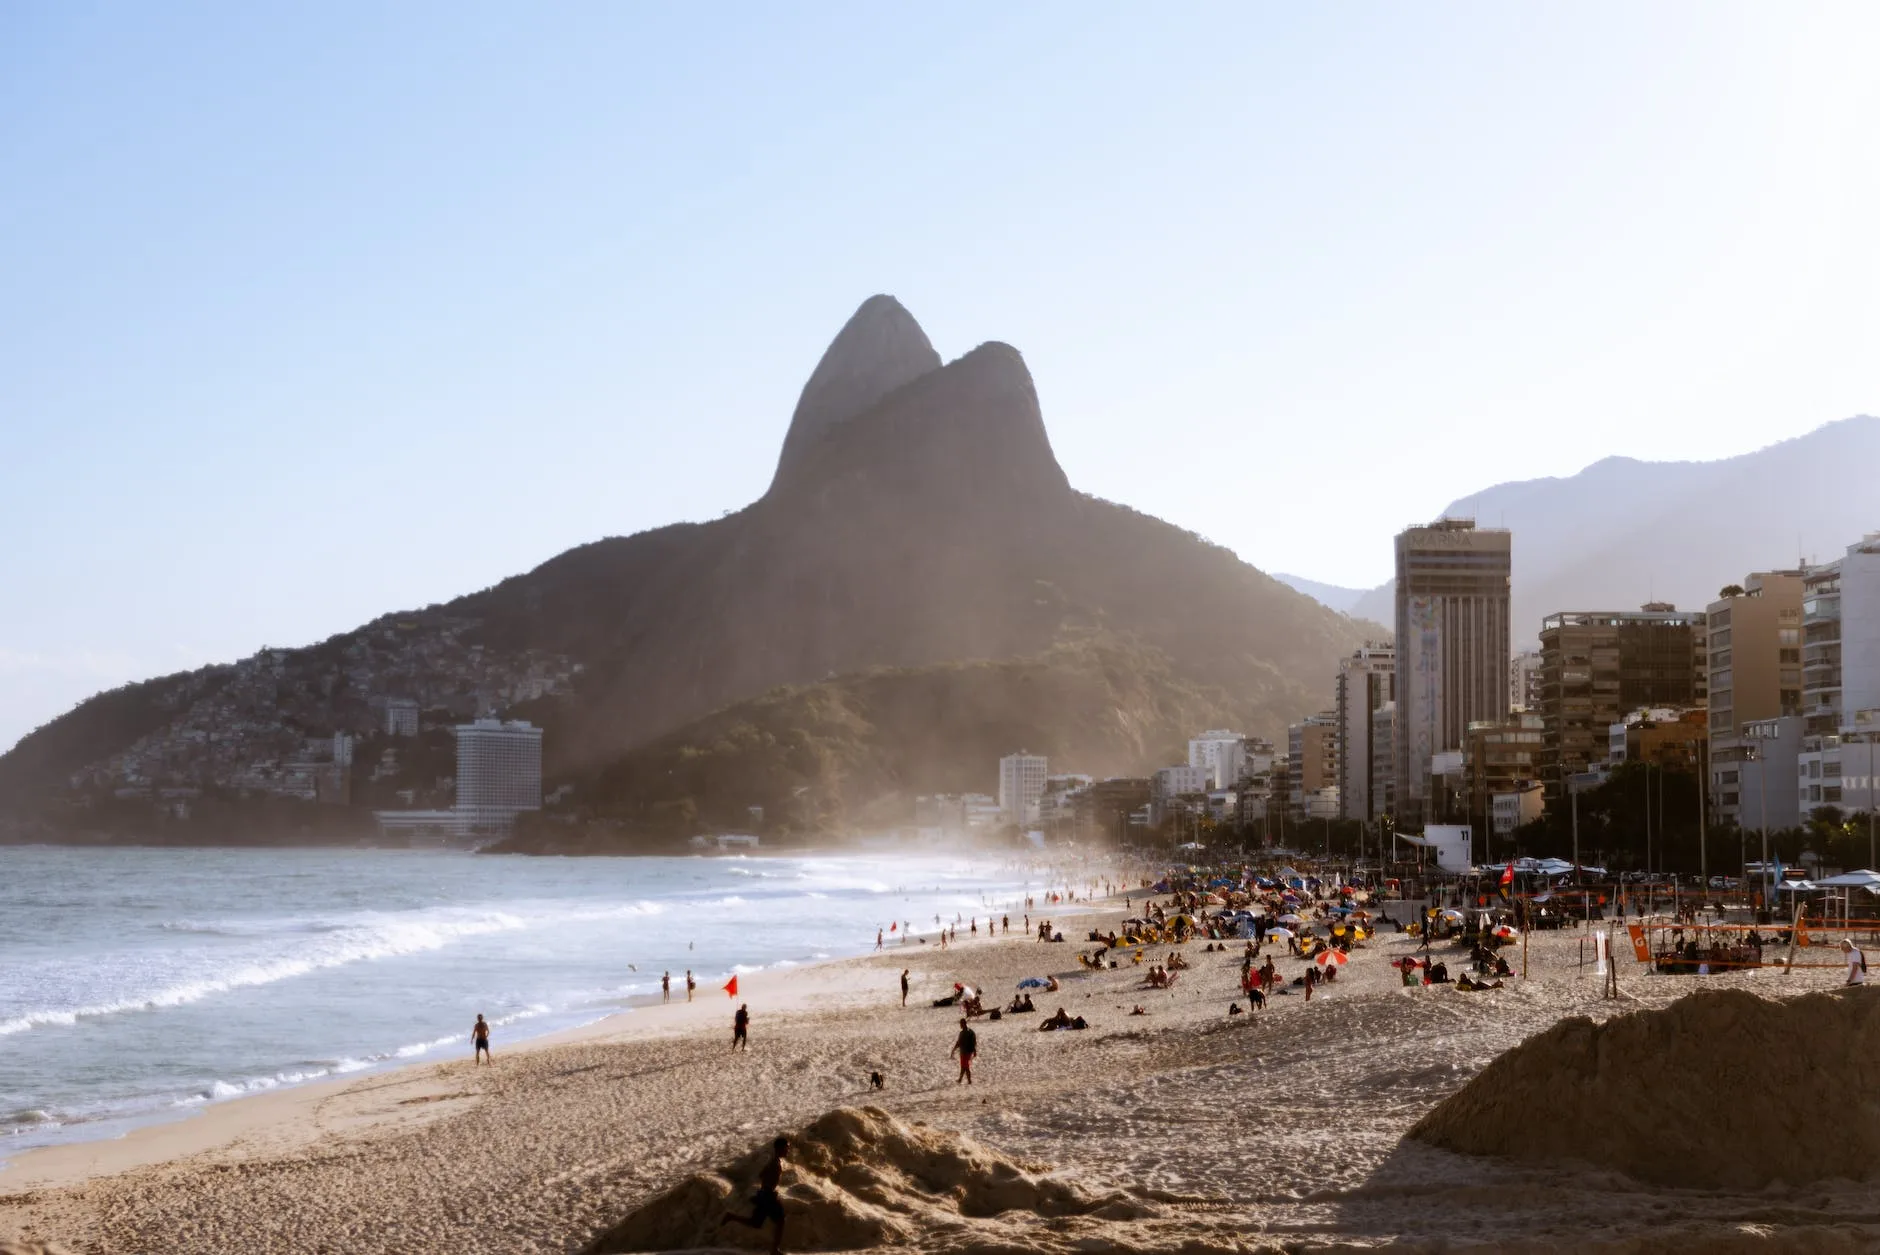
0;845;1056;1159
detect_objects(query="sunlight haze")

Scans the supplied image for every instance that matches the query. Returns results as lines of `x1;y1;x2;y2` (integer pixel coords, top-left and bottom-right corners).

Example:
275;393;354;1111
2;2;1876;751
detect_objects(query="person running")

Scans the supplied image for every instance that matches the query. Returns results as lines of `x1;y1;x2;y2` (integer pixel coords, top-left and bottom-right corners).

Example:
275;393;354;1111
1845;939;1868;986
662;971;671;1002
471;1013;491;1064
900;968;910;1007
733;1003;750;1050
686;970;696;1002
951;1016;977;1085
723;1135;789;1255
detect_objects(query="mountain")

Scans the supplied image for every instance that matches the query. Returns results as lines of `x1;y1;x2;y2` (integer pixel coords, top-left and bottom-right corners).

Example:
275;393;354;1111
0;296;1369;832
1272;574;1369;615
1329;417;1880;645
504;633;1248;848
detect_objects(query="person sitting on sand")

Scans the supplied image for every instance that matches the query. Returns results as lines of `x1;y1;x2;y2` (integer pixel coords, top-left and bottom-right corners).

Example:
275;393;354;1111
1044;975;1060;992
723;1135;789;1255
1167;951;1189;971
1041;1006;1073;1030
1129;1005;1147;1016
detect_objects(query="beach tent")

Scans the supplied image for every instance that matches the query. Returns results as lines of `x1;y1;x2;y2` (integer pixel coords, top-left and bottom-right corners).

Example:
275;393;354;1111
1812;870;1880;891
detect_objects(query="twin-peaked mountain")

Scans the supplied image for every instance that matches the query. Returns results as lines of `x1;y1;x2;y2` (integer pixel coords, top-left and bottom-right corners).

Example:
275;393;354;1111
0;297;1371;837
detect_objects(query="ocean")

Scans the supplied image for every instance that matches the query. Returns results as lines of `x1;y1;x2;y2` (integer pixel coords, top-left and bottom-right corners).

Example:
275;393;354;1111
0;845;1060;1160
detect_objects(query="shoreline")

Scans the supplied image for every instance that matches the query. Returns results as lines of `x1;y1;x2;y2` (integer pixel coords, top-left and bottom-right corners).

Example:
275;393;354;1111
11;892;1858;1253
0;892;1119;1194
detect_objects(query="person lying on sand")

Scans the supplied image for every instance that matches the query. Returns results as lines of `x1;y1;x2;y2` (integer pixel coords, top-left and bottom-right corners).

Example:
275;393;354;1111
1456;974;1503;991
723;1135;790;1255
1039;1007;1089;1031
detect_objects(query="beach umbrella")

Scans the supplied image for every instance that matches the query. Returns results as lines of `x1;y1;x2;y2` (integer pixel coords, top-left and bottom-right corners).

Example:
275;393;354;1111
1264;926;1295;940
1315;949;1348;966
1017;977;1049;989
1277;912;1305;925
1438;909;1465;921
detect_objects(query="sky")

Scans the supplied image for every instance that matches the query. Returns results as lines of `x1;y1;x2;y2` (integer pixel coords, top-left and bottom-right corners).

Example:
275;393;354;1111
2;3;1878;753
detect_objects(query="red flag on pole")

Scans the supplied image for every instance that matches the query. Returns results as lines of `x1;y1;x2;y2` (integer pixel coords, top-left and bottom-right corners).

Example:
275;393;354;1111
889;921;897;932
1500;861;1515;887
723;975;738;998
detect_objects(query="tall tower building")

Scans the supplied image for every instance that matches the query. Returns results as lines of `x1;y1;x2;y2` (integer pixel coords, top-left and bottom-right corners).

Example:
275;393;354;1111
1537;604;1706;799
454;718;543;833
1335;644;1395;824
1393;519;1512;829
1187;730;1247;790
998;752;1048;827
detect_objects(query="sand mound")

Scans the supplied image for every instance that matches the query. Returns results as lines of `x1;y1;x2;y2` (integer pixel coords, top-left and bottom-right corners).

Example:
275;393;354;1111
585;1105;1152;1252
0;1243;78;1255
1409;987;1880;1189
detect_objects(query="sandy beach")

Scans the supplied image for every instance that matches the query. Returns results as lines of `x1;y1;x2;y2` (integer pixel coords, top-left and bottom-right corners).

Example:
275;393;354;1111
5;897;1878;1254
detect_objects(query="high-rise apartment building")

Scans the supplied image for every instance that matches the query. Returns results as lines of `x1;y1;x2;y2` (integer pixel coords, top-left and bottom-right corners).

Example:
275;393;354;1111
1393;519;1512;828
1707;571;1806;750
1370;700;1396;824
1288;712;1339;817
384;698;420;737
1334;644;1395;824
1797;536;1880;817
1187;730;1247;790
1509;650;1543;713
454;718;543;833
998;752;1049;827
1537;604;1706;799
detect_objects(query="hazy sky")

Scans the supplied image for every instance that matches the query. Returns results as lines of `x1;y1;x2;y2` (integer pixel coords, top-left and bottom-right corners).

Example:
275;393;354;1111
3;3;1878;752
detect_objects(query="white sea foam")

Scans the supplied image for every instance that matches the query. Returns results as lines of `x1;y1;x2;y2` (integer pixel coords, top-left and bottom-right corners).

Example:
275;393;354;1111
0;903;662;1037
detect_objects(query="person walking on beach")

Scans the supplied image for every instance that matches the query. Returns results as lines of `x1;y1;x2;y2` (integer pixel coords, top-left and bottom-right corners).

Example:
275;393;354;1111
876;929;883;951
951;1017;977;1085
471;1014;491;1064
662;971;671;1002
732;1003;750;1050
1844;939;1867;986
900;968;910;1007
686;970;696;1002
723;1134;789;1255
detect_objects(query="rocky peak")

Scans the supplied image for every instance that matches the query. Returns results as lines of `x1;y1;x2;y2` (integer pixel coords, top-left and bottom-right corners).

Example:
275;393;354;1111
770;295;941;489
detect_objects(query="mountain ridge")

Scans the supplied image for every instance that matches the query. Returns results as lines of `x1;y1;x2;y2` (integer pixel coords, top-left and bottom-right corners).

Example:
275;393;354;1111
1;296;1367;831
1285;416;1880;637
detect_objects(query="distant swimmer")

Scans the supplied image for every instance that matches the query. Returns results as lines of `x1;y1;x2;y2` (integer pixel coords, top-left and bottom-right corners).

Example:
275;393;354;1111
723;1134;789;1255
733;1002;750;1050
472;1014;491;1065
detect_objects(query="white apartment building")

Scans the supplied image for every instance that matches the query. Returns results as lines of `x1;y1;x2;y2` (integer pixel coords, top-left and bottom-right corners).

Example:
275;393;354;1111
1796;534;1880;817
454;718;543;833
998;753;1049;827
385;698;420;737
1188;730;1247;790
1150;764;1207;826
1509;650;1543;713
1335;644;1395;824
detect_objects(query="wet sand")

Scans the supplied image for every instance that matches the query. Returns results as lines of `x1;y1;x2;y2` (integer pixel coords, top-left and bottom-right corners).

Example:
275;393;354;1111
4;904;1876;1253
